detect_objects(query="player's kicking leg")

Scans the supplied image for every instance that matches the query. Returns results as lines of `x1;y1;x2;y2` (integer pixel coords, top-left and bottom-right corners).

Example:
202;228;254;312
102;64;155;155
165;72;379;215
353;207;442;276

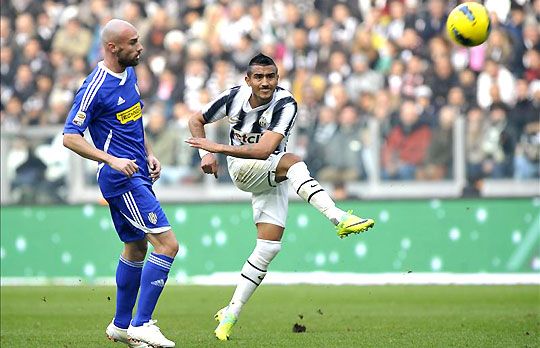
283;158;375;238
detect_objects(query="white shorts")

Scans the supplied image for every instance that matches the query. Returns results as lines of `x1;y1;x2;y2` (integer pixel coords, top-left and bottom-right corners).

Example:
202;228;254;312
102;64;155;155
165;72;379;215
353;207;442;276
227;153;288;227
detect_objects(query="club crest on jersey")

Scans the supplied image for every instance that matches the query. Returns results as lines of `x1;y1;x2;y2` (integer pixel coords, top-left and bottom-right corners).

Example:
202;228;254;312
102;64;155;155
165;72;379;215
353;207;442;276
72;111;86;126
259;114;269;128
148;212;158;224
228;114;240;124
116;102;142;124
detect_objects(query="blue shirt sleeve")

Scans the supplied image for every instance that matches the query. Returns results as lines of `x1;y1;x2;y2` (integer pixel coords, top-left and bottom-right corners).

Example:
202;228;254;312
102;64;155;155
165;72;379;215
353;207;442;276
63;79;101;135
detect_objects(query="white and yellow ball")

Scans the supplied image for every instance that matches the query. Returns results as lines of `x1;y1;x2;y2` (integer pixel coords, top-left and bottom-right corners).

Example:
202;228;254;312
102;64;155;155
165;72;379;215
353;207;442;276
446;2;491;47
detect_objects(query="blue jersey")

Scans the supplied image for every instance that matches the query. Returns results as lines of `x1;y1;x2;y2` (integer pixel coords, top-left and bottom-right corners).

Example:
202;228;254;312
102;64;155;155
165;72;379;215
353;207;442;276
64;61;151;198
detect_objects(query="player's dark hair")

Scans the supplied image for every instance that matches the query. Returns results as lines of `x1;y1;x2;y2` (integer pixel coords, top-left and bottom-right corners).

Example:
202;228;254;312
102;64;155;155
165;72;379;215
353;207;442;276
247;53;277;76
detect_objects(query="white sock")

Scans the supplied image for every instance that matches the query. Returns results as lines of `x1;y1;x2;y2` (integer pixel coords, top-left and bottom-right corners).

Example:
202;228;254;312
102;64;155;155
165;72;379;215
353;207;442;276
228;239;282;317
287;162;345;224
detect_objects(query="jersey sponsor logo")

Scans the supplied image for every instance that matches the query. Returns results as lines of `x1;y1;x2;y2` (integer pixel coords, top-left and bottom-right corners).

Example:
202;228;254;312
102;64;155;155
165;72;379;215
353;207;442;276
116;102;142;124
117;96;125;105
72;111;86;126
148;212;157;224
232;129;262;144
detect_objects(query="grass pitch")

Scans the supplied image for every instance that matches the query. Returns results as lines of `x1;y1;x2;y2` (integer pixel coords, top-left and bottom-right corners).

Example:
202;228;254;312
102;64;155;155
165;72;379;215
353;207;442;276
1;285;538;347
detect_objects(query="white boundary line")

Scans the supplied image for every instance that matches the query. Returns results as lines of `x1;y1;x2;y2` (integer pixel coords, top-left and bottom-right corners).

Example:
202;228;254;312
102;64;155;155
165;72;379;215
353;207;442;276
1;273;539;286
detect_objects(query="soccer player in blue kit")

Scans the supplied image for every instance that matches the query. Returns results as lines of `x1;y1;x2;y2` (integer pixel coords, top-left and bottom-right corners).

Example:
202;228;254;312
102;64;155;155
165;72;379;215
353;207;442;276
186;54;375;341
63;19;176;348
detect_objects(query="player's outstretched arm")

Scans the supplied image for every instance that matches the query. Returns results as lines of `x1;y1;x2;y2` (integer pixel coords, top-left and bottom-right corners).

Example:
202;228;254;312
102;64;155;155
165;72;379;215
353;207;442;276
63;133;139;177
186;131;284;160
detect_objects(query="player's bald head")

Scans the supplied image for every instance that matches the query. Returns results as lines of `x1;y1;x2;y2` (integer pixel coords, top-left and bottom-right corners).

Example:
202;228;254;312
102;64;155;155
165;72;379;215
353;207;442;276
101;19;137;45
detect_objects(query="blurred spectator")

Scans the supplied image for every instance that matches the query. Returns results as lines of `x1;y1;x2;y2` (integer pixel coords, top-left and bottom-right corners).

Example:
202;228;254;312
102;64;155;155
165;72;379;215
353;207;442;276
1;46;16;97
21;74;52;126
465;106;488;189
481;103;517;178
523;48;540;82
1;96;23;130
51;18;92;59
415;85;438;128
20;38;52;76
401;55;426;99
143;7;172;57
0;16;13;47
484;28;513;68
447;86;469;116
513;80;540;179
305;106;338;177
426;56;459;109
135;63;157;101
413;0;447;42
346;53;384;100
477;59;516;109
416;106;458;180
457;68;477;106
145;106;183;185
318;105;367;183
351;28;379;68
382;100;432;180
13;13;35;51
331;3;358;45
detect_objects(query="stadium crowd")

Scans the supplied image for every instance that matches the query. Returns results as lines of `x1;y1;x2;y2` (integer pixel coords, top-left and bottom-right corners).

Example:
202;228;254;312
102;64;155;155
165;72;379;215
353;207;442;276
1;0;539;203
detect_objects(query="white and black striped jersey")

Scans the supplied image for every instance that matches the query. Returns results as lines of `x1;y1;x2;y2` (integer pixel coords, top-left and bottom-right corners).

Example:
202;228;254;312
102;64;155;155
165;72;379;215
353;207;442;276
201;85;298;154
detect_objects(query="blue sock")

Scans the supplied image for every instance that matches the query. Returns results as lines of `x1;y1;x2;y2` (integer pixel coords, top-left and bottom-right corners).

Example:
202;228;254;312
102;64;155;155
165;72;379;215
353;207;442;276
114;255;144;329
131;252;174;326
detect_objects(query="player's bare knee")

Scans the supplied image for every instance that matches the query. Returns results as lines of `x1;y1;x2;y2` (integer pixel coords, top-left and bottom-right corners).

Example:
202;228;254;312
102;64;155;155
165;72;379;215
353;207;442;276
169;239;180;257
276;153;302;178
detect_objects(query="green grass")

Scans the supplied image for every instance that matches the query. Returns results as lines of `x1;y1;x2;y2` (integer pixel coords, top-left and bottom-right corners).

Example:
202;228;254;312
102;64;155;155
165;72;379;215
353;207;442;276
1;285;539;347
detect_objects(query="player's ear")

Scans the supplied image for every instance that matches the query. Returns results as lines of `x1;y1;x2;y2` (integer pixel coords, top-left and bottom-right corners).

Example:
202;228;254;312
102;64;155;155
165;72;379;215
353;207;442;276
245;75;251;86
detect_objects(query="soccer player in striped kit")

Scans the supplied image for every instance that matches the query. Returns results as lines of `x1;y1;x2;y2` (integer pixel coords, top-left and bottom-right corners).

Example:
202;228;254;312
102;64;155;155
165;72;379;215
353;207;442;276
63;19;176;348
187;53;375;340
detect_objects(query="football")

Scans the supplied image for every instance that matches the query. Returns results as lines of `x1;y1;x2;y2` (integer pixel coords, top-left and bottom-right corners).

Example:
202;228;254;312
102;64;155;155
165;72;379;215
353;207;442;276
446;2;491;47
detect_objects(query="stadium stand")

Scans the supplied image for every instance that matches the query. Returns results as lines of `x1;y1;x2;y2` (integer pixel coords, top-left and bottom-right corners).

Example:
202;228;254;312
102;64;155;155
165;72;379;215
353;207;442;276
1;0;538;204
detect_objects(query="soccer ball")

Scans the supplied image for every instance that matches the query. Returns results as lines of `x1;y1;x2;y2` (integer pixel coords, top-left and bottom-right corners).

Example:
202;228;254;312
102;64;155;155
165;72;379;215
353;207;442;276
446;2;491;47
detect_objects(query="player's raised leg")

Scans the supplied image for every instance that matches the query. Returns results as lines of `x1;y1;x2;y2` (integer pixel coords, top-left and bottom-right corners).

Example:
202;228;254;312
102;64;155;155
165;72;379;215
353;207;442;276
278;154;375;237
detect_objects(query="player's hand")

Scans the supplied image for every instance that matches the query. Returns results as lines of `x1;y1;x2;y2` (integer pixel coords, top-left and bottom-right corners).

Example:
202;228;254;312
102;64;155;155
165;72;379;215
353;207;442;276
109;157;139;177
185;137;220;153
147;155;161;182
201;153;219;179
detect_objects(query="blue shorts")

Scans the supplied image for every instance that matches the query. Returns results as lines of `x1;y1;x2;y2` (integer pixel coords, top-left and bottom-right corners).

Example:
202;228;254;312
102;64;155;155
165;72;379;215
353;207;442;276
106;184;171;243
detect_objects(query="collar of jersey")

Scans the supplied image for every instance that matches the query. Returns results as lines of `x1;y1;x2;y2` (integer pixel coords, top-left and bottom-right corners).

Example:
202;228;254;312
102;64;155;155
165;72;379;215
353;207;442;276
243;94;273;113
98;61;128;85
